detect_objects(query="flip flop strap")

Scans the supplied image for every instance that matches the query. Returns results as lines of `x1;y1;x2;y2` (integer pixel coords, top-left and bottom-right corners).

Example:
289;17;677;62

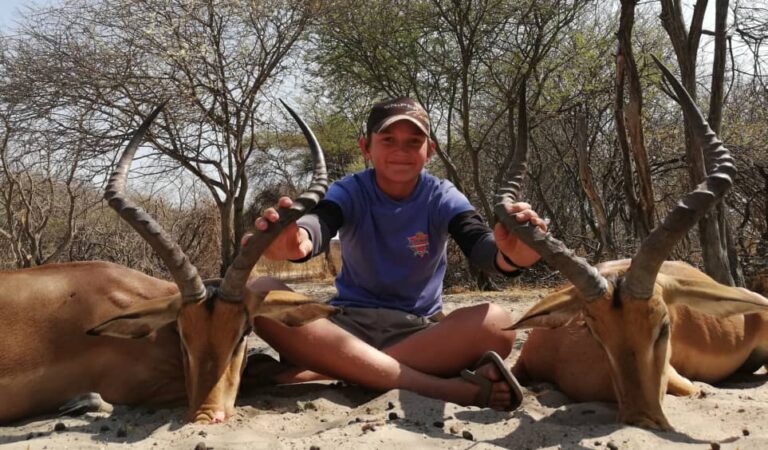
460;369;493;407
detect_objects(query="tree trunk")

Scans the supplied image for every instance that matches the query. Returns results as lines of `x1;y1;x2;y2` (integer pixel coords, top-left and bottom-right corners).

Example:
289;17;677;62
218;201;234;276
709;0;743;285
660;0;734;284
575;111;613;258
617;0;655;239
233;171;248;268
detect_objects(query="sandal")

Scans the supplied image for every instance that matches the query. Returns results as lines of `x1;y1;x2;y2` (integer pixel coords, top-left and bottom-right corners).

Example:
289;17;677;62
460;350;524;411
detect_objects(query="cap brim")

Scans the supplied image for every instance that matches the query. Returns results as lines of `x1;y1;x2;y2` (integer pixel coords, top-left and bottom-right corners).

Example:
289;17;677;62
373;115;429;136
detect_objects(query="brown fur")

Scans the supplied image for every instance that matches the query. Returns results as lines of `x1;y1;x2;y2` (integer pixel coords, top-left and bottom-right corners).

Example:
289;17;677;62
511;260;768;430
0;261;336;424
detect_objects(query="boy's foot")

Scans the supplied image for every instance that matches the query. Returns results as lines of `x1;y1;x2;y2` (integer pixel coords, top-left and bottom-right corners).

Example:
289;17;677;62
460;351;524;411
240;352;334;388
240;353;289;389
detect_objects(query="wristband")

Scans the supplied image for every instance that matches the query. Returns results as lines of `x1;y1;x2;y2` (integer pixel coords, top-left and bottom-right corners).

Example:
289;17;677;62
500;252;520;270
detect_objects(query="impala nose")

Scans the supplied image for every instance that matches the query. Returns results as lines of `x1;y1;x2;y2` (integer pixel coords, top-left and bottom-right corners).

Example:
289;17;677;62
211;410;226;423
192;409;227;424
623;412;673;431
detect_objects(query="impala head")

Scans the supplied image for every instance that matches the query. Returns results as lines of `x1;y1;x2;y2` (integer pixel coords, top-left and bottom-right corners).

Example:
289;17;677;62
497;58;738;430
87;101;334;424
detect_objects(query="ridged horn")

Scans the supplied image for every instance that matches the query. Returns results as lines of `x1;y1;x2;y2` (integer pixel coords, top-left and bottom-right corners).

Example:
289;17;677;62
104;103;207;303
494;81;609;301
623;56;736;299
217;100;328;302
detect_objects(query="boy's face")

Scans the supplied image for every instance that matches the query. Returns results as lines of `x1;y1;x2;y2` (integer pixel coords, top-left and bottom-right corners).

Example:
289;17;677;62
359;119;434;198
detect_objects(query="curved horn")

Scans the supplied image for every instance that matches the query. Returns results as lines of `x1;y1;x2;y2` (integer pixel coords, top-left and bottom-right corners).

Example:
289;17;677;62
104;103;207;304
217;100;328;302
494;81;609;301
623;56;736;299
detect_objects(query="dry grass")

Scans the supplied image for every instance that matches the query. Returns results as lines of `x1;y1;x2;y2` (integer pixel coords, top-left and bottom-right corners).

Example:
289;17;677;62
251;240;342;282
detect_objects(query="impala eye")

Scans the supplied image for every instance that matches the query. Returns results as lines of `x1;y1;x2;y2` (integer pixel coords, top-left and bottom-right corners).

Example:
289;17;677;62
239;320;253;342
656;321;670;342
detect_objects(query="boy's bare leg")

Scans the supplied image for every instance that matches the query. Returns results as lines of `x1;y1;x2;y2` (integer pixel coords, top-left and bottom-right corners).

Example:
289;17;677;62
252;303;517;409
386;303;514;375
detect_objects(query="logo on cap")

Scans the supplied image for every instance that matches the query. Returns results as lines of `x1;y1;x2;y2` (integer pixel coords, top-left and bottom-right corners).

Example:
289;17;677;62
366;97;430;137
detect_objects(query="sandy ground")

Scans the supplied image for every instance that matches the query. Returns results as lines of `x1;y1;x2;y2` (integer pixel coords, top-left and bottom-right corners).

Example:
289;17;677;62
2;282;768;449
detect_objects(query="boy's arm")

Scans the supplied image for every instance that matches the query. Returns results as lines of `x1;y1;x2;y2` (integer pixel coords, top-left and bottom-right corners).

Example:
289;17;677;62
493;201;548;268
449;203;547;275
448;211;522;276
291;200;344;262
250;198;310;260
251;197;342;261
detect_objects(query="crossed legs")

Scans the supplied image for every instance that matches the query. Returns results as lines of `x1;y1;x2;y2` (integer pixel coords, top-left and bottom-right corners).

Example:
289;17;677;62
252;303;518;410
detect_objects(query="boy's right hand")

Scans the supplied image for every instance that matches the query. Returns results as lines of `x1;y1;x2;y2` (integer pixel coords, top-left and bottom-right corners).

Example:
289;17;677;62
244;196;313;261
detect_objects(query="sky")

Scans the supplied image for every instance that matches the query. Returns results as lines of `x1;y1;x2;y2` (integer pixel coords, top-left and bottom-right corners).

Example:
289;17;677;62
1;1;27;29
0;1;717;31
0;0;25;27
0;0;50;30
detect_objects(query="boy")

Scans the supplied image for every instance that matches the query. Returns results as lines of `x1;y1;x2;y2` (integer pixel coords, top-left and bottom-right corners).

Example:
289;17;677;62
248;97;547;410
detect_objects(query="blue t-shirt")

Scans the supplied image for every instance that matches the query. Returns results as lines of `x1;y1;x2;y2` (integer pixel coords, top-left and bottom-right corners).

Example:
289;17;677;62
325;169;473;316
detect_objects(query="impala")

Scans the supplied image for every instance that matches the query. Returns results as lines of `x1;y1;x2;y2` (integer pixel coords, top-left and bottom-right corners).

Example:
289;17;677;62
0;101;336;424
495;57;768;430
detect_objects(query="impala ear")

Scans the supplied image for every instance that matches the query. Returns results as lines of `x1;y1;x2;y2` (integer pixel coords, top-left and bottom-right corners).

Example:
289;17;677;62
87;294;182;338
243;276;295;307
252;290;338;327
507;285;586;330
656;273;768;317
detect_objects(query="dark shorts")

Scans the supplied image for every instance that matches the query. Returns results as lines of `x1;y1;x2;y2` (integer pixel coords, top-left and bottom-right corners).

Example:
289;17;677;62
329;306;444;350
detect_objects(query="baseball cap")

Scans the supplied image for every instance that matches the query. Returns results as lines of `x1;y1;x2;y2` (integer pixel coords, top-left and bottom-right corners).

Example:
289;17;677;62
365;97;430;137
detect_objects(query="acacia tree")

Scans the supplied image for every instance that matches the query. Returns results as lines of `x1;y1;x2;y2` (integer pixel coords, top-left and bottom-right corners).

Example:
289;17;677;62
310;0;591;287
13;0;320;274
479;0;590;218
0;106;92;268
732;0;768;91
308;0;467;189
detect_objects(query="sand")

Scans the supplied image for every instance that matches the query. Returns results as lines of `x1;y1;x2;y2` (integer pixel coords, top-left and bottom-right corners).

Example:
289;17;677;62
2;282;767;449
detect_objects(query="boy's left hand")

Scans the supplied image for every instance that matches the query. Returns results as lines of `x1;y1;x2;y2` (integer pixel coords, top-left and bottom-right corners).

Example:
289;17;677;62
494;202;548;269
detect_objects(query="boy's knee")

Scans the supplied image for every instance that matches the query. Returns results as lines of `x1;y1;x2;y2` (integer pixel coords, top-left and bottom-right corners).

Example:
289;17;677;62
478;303;515;354
483;303;513;328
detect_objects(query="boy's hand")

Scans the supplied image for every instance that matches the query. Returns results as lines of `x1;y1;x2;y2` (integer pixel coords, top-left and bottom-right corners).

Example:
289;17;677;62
494;202;548;269
242;196;313;261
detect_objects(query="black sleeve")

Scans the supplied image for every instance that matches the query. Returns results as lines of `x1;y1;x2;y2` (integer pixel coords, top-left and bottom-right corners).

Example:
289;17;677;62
292;199;344;261
448;210;522;277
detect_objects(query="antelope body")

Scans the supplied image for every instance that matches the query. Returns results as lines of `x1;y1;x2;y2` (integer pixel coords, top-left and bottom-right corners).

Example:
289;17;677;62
0;101;334;424
494;58;768;429
0;262;183;422
513;259;768;407
0;262;331;424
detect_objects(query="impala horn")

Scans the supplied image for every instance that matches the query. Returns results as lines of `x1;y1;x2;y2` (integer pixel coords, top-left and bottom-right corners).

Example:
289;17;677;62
493;81;609;301
104;102;207;303
217;100;328;302
623;56;736;299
